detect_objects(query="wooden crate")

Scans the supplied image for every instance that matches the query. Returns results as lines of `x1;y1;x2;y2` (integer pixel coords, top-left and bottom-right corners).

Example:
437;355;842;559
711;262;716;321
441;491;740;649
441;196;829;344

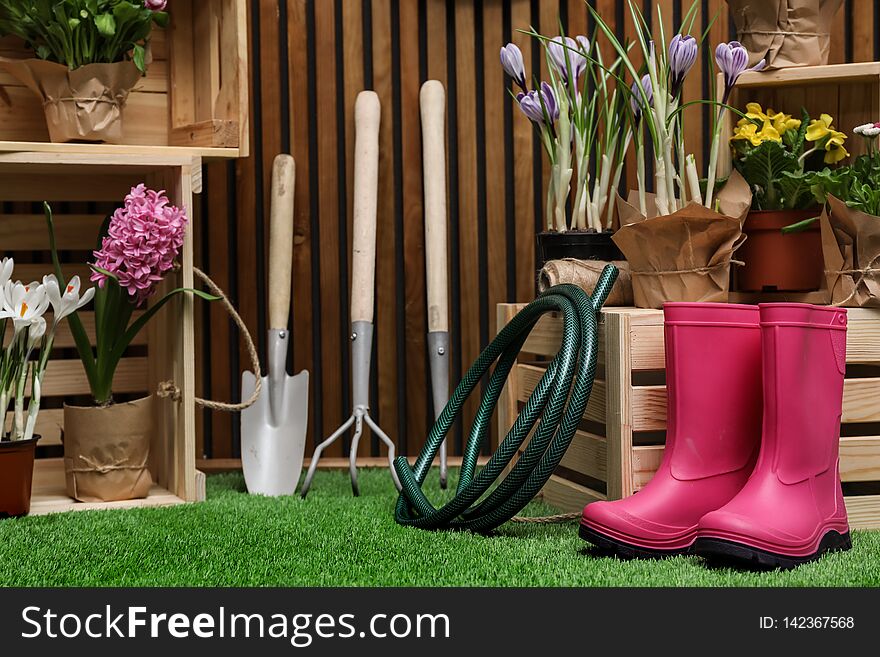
0;0;248;158
718;62;880;178
497;303;880;530
0;152;204;515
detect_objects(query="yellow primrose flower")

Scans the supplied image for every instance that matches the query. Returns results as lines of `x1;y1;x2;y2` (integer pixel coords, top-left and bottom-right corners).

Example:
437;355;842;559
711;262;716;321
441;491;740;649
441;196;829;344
732;122;763;146
765;108;800;135
824;129;850;163
806;113;837;142
744;102;768;122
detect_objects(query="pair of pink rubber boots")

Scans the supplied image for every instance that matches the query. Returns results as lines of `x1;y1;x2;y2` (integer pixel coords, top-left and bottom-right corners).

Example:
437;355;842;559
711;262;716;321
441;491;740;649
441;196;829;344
580;302;851;569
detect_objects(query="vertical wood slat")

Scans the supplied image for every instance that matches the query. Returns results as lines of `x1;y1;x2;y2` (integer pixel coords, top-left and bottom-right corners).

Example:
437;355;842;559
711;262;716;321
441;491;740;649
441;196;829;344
200;0;858;460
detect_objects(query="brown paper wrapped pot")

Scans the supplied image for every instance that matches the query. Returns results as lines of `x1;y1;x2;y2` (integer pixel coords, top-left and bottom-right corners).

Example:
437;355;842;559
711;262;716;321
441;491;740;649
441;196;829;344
821;195;880;307
611;170;752;309
0;58;142;143
63;396;154;503
726;0;843;69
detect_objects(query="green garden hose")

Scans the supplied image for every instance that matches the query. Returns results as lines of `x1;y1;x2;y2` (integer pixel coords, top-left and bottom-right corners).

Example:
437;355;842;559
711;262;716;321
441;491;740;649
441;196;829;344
394;265;618;532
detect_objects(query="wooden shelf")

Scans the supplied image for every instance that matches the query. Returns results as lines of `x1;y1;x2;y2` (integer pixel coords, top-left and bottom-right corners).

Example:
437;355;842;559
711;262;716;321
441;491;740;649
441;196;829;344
735;61;880;88
0;141;238;161
29;458;185;516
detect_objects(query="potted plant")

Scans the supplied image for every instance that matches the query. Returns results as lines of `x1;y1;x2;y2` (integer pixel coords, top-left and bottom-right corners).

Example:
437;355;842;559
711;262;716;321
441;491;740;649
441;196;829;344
45;184;214;503
500;31;629;266
800;123;880;306
586;1;756;308
0;258;90;517
730;103;848;291
0;0;169;143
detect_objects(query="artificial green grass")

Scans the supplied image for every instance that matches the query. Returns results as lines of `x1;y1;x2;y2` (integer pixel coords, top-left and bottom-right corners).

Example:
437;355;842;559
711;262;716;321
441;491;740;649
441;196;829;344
1;467;879;586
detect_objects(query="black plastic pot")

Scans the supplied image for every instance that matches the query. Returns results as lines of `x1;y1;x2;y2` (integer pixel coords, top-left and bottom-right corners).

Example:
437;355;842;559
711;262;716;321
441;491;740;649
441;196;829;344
536;230;623;269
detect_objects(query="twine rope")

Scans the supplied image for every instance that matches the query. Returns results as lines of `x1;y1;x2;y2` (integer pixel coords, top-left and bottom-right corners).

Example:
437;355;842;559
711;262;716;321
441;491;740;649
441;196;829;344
739;30;828;37
631;259;744;277
510;512;581;524
824;253;880;307
157;266;262;412
68;454;148;475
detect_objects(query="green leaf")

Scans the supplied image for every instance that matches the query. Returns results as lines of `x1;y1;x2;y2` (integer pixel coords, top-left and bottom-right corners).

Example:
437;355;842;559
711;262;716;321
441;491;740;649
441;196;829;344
152;11;170;29
131;42;145;73
778;172;816;210
36;45;51;60
94;12;115;37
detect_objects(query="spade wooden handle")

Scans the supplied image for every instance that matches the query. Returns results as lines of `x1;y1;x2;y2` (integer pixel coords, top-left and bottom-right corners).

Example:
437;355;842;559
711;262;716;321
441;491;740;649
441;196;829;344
420;80;449;333
351;91;381;323
268;154;296;330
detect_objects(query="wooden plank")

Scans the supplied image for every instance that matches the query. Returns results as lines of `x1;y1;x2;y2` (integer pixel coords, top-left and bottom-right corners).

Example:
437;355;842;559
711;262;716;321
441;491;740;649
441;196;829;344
632;444;664;491
540;474;605;513
496;304;521;451
844;495;880;530
517;363;606;425
735;62;880;88
454;1;482;442
839;437;880;483
400;0;428;455
559;429;607;482
29;458;184;516
372;0;400;455
38;358;148;398
7;409;64;448
288;0;316;452
0;214;105;251
511;0;535;302
604;311;633;499
5;312;147;350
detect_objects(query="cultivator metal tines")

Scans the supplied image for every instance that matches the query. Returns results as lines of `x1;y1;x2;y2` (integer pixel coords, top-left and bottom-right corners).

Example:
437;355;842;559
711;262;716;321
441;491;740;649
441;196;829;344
300;322;401;497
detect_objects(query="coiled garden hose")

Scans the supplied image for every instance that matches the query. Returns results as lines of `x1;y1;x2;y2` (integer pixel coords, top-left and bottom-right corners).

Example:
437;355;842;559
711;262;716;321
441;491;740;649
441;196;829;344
394;264;618;532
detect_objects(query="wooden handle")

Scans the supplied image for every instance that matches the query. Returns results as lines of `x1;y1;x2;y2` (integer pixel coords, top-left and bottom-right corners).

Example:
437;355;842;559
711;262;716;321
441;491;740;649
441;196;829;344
268;154;296;330
351;91;381;323
420;81;449;332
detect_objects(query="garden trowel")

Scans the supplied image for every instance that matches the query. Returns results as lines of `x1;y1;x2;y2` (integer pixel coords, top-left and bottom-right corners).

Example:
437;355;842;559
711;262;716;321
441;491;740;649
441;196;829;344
241;154;309;497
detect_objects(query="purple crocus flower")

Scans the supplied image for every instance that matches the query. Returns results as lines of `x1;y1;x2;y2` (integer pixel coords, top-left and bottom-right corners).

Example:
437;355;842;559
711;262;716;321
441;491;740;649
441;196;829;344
500;43;527;91
716;41;765;102
668;34;697;97
630;74;653;123
517;81;559;125
548;36;587;82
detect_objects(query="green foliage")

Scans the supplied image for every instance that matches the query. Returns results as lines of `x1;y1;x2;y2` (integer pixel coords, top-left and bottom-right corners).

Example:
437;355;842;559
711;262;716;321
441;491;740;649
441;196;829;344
0;0;167;73
804;153;880;217
733;108;824;211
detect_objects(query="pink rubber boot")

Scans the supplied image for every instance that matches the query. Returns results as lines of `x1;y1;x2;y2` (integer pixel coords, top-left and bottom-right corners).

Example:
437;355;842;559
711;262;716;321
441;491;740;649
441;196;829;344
580;303;763;558
694;304;851;569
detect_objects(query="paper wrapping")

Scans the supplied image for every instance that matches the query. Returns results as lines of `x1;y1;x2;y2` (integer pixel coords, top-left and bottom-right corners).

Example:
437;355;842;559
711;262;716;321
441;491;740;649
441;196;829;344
821;195;880;307
538;259;633;306
726;0;843;69
0;57;142;143
63;396;154;503
611;171;752;309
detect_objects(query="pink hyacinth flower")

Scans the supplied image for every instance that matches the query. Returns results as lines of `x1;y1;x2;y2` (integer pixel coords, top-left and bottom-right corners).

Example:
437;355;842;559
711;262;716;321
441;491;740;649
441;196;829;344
91;184;188;307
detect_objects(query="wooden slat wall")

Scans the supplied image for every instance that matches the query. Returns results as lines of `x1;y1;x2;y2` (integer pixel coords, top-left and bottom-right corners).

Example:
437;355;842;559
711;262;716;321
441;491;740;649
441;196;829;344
196;0;874;460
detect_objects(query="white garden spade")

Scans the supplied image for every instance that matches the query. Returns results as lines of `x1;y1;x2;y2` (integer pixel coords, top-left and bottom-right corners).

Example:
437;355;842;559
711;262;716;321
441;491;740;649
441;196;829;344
241;154;310;497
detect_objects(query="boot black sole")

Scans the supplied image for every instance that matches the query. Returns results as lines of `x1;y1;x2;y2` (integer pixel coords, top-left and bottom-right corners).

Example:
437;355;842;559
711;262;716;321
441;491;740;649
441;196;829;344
579;522;693;560
693;530;852;570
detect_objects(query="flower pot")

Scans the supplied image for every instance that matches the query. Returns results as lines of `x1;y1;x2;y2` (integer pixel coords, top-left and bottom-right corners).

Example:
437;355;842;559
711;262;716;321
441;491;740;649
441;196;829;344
536;230;623;269
63;396;154;503
737;208;824;292
0;58;143;143
0;436;40;518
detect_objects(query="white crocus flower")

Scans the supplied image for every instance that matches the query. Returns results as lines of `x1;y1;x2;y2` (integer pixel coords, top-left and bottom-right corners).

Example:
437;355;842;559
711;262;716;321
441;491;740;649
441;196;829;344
0;280;50;335
27;316;46;349
0;257;13;288
43;274;95;326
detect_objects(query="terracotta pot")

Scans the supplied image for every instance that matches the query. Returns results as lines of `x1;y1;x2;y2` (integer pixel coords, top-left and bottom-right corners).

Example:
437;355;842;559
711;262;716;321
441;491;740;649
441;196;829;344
63;396;154;503
0;436;40;518
737;208;824;292
536;230;623;269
